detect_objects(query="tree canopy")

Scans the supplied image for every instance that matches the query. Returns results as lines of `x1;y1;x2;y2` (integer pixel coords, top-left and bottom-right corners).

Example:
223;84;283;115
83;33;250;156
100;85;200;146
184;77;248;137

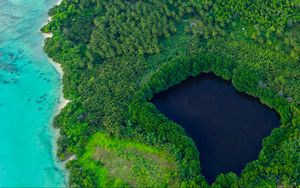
42;0;300;187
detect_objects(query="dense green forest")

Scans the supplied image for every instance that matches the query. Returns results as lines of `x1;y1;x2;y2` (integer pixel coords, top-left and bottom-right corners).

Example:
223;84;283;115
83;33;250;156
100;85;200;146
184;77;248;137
42;0;300;187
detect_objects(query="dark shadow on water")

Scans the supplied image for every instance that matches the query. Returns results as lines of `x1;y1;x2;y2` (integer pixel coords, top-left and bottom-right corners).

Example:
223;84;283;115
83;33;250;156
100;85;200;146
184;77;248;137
151;73;280;183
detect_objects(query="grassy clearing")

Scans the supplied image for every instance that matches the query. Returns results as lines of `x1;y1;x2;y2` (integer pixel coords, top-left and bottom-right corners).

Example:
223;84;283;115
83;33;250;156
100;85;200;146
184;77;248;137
78;132;180;187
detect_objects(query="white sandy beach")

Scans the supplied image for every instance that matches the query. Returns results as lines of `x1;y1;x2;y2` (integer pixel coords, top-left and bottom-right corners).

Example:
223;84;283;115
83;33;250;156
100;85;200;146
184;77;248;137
41;0;73;184
41;0;61;39
48;58;70;114
43;0;70;114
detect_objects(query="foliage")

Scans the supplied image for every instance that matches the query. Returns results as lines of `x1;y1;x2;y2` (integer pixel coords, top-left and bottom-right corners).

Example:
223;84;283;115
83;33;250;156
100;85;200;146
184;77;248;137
69;132;181;187
42;0;300;187
185;0;300;58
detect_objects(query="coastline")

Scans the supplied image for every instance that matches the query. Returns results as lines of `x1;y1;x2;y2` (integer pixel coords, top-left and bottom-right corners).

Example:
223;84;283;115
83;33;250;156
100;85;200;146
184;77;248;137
41;0;61;39
48;58;70;115
42;0;69;122
41;0;73;185
0;0;70;185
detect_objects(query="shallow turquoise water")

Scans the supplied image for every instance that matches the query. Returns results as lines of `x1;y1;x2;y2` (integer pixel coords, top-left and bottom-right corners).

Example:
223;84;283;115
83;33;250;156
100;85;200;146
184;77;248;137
0;0;66;186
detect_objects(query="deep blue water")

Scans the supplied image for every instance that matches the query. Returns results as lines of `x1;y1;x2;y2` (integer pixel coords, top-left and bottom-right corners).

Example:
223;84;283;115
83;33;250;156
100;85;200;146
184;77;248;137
152;73;280;183
0;0;65;186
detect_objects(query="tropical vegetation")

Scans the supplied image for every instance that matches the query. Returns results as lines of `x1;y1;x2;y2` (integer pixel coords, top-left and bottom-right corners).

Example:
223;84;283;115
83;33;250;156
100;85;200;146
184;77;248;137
42;0;300;187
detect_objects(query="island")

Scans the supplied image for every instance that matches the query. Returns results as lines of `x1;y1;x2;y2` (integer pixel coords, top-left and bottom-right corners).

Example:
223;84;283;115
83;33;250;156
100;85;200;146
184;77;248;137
42;0;300;187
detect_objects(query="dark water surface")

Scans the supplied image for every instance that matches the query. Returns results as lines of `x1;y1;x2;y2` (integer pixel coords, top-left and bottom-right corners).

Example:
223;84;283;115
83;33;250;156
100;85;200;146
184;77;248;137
151;73;280;183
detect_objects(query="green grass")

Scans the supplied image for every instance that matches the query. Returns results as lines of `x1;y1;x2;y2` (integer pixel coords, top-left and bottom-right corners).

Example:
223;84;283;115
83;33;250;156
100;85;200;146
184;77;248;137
79;132;180;187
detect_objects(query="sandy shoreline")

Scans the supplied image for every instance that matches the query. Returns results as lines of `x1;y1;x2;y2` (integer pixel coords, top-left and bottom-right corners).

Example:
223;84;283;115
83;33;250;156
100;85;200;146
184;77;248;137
41;0;61;38
48;58;70;114
41;0;73;185
42;0;70;114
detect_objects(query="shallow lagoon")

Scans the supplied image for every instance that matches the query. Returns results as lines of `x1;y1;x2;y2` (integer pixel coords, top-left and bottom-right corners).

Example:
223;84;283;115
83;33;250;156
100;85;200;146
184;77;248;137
152;73;280;183
0;0;65;186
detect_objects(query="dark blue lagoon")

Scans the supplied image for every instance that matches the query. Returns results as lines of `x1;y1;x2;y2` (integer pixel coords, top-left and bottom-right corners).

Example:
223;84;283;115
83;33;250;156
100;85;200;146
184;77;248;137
152;73;280;183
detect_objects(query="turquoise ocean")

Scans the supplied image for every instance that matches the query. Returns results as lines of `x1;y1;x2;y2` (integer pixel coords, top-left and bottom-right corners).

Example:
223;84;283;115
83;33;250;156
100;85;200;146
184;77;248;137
0;0;66;186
